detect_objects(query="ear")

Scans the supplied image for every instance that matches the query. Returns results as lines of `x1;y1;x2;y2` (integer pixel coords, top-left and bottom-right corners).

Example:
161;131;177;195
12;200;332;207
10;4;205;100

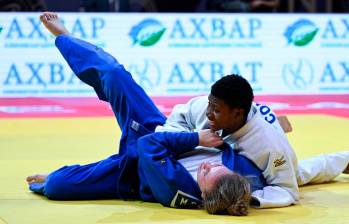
232;108;244;119
201;192;207;200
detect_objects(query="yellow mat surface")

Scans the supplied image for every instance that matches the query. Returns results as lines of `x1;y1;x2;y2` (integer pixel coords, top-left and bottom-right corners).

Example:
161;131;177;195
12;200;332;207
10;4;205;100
0;115;348;224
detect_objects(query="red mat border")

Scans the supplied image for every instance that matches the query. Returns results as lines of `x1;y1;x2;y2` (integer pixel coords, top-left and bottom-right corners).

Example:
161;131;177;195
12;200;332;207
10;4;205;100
1;95;349;118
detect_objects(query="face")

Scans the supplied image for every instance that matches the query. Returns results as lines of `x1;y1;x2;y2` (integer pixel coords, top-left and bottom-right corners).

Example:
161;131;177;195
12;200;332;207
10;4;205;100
206;94;244;133
197;162;233;199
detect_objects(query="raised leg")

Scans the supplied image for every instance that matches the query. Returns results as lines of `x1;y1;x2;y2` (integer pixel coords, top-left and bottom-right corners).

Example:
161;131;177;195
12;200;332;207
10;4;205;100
41;12;166;132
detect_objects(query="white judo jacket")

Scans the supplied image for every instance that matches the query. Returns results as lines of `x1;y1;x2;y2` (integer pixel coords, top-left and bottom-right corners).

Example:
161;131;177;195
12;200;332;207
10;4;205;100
156;96;349;208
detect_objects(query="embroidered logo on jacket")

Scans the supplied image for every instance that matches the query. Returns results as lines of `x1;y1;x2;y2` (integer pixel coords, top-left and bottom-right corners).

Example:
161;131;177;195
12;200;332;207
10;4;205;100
274;156;286;167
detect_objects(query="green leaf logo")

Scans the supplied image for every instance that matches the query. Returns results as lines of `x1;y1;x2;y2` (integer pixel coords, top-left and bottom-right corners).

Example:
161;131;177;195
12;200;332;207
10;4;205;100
284;19;319;47
129;19;166;47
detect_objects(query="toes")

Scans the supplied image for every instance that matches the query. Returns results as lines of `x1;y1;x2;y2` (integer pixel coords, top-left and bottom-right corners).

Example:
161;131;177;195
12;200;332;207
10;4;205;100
45;13;52;20
40;14;50;22
49;12;57;20
26;175;36;183
40;12;58;22
48;12;54;20
40;12;57;22
39;14;46;22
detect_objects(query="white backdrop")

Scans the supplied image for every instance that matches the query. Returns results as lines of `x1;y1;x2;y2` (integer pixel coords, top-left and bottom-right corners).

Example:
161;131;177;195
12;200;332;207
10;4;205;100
0;13;348;97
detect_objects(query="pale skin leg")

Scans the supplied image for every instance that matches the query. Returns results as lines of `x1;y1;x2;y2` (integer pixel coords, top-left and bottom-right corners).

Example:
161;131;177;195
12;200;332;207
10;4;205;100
39;12;69;36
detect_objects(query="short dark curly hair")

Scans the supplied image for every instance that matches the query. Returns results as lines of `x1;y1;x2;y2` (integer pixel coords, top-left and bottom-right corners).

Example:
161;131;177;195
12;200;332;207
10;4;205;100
211;74;254;119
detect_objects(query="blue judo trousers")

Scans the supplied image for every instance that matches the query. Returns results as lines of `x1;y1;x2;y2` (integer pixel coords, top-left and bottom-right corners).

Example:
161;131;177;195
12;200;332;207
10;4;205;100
29;35;266;208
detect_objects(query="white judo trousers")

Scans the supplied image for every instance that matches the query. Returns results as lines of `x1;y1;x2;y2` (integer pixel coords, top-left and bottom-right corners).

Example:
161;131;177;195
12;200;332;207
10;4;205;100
297;151;349;186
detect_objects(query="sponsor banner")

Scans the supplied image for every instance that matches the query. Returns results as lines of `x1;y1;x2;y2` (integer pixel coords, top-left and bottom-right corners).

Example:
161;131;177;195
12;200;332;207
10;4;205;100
0;13;348;97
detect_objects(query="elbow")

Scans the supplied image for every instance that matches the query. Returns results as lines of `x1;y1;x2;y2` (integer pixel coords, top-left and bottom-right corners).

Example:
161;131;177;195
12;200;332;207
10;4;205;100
137;134;160;157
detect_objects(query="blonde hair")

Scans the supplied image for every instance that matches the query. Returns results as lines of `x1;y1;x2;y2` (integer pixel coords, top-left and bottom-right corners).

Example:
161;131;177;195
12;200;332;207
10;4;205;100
204;173;251;216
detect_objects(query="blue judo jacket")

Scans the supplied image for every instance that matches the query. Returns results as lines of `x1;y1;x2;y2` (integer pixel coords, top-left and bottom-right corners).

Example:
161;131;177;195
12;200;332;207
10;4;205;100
137;131;266;208
52;34;265;208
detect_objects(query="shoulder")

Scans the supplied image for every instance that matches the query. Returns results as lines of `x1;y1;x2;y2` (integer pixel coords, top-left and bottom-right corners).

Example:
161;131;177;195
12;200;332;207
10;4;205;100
188;95;208;107
252;103;284;134
238;114;296;164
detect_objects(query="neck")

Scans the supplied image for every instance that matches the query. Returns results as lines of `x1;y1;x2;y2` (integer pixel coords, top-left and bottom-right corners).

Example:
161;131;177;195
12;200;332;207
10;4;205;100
222;118;246;137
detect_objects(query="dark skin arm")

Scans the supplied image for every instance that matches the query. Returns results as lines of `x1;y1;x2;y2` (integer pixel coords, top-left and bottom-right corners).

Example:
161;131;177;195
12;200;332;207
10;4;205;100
277;115;293;133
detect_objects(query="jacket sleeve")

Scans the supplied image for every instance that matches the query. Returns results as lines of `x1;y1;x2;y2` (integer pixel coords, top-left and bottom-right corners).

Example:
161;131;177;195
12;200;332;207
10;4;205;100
155;96;208;132
250;150;299;208
137;132;203;208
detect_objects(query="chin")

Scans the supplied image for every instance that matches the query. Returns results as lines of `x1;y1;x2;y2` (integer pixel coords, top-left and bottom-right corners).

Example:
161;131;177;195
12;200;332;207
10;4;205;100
210;125;221;132
209;126;218;132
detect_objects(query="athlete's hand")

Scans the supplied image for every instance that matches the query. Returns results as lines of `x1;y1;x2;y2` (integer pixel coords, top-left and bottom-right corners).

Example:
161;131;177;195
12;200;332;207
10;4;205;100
277;115;293;133
198;129;223;147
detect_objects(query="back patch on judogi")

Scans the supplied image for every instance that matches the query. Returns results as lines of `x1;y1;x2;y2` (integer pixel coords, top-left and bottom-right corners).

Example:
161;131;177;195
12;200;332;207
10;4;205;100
170;190;202;208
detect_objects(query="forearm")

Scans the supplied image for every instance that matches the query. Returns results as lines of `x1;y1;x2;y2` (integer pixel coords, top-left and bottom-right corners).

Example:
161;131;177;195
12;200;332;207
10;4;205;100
137;132;199;158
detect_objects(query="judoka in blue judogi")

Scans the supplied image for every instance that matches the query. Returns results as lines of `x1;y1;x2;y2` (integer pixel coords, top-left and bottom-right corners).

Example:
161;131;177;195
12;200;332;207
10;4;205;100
29;34;266;208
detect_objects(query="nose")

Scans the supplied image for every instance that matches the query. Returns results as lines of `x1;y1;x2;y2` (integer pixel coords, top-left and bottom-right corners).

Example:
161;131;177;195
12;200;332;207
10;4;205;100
202;162;212;170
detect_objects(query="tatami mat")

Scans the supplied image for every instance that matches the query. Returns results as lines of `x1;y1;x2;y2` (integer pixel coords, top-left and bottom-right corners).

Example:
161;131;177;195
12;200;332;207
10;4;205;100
0;115;348;224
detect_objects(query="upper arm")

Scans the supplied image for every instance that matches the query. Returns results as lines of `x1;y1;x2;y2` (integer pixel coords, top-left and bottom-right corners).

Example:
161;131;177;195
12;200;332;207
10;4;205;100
158;96;208;132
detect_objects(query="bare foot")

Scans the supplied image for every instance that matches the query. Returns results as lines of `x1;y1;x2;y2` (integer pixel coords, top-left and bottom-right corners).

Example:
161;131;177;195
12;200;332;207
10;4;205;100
40;12;69;36
343;163;349;174
277;115;293;133
26;174;48;184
